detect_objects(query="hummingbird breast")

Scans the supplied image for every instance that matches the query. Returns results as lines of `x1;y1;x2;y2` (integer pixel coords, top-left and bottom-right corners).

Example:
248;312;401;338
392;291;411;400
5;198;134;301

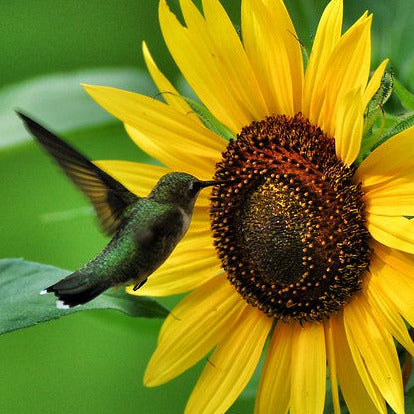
93;200;192;286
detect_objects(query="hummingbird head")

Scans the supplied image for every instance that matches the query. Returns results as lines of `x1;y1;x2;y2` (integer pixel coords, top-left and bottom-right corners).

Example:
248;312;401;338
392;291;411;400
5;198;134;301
150;172;228;212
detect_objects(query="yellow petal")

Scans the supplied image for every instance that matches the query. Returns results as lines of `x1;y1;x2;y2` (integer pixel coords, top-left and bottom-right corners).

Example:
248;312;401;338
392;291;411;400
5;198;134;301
370;251;414;327
255;322;292;414
194;186;214;208
372;240;414;279
242;0;303;116
366;194;414;216
161;0;241;132
144;275;245;386
343;295;405;414
333;87;364;165
159;0;265;134
142;41;202;123
201;0;268;117
307;12;372;139
83;84;225;179
324;320;341;414
95;160;168;196
127;226;220;297
356;125;414;187
290;322;326;414
364;268;414;355
367;214;414;254
124;121;219;179
190;205;211;228
363;172;414;216
185;306;272;414
303;0;343;117
330;314;386;414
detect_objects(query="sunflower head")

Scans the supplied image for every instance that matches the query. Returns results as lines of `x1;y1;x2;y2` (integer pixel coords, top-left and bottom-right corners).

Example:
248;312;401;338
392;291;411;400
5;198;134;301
211;112;371;322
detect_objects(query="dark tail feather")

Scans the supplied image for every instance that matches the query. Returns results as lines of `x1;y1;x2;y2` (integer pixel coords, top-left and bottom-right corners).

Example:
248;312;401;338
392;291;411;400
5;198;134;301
43;272;110;308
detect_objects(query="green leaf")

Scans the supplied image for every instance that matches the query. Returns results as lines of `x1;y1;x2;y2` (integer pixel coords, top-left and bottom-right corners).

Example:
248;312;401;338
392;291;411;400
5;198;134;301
301;42;309;71
366;71;394;114
406;387;414;412
0;258;169;335
357;71;393;163
372;112;414;151
357;110;414;166
394;77;414;111
363;71;393;134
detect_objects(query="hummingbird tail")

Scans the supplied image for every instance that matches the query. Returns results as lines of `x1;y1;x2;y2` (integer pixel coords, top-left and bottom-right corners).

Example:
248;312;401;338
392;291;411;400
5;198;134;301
44;272;111;308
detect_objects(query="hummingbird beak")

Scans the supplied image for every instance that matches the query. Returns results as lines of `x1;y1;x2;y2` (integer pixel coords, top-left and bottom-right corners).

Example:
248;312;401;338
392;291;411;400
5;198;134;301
197;179;232;189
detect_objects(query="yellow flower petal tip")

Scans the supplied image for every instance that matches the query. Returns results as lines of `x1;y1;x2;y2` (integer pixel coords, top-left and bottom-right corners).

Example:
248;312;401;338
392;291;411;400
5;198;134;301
143;371;159;388
81;83;96;93
82;83;109;98
82;84;114;107
81;0;412;412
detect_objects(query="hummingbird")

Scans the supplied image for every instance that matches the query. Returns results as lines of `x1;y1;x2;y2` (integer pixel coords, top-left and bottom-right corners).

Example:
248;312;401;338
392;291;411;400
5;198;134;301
17;112;227;308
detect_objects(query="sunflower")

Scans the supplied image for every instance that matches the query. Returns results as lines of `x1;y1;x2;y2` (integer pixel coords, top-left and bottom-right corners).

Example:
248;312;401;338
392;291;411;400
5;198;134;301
83;0;414;412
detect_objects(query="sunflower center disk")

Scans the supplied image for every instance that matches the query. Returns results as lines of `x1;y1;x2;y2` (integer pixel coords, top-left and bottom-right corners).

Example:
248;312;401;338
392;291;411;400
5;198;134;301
210;113;371;322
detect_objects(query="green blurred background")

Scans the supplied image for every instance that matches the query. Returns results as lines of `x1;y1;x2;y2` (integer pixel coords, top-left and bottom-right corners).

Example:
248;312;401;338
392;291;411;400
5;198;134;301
0;1;413;413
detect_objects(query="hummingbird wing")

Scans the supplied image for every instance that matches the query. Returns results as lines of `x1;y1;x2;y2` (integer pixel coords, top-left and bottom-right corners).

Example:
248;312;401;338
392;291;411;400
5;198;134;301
17;112;139;236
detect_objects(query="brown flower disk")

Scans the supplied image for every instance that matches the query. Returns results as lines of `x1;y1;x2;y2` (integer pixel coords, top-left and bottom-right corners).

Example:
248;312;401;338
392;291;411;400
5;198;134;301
210;113;371;322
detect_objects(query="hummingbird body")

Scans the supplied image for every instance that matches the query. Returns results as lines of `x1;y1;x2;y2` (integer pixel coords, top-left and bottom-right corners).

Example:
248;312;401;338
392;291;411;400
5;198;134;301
51;197;191;307
18;112;225;307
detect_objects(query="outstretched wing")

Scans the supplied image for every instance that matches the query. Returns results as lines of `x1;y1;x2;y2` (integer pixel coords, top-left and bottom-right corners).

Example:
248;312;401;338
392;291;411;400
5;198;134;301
17;112;139;236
